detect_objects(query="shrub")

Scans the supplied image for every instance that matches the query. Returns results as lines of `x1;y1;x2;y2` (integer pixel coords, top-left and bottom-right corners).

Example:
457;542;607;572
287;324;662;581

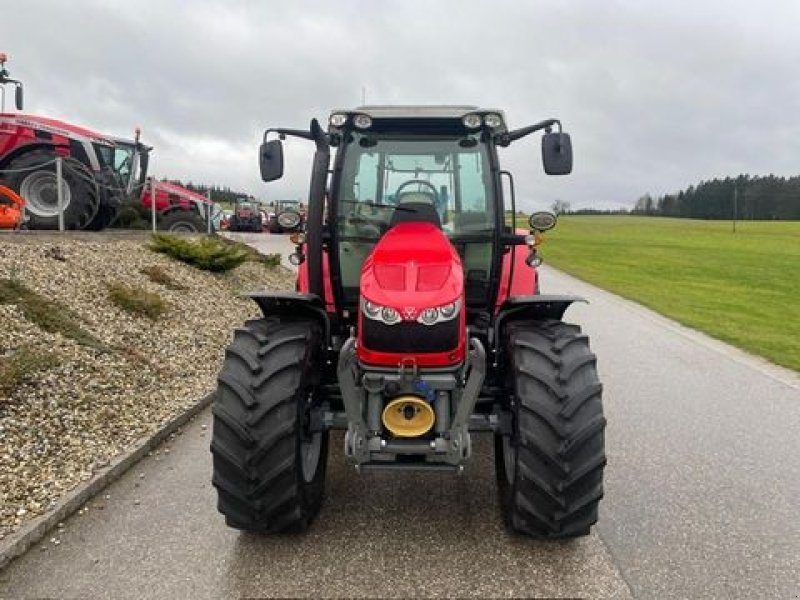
139;265;187;290
108;282;167;320
149;234;249;272
0;278;107;351
0;347;60;399
216;236;282;268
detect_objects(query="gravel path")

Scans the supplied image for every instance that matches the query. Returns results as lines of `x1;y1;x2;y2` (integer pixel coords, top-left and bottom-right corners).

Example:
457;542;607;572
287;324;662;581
0;239;294;540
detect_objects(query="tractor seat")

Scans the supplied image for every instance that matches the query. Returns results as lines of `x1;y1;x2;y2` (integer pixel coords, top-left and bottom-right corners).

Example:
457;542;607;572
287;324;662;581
389;196;442;229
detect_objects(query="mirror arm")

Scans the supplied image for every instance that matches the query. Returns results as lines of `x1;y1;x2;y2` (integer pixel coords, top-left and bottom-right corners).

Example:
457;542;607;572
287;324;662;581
264;120;330;152
496;118;561;147
501;233;528;246
264;127;313;142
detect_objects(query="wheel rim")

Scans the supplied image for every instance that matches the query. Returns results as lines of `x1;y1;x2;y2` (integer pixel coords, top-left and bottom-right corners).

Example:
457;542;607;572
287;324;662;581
301;432;322;483
169;221;198;232
20;171;71;217
300;390;322;483
502;435;516;485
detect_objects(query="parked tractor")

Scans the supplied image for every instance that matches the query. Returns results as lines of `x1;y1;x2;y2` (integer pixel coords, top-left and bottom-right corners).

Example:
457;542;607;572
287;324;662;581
211;106;606;538
267;199;305;233
0;54;213;231
227;197;264;232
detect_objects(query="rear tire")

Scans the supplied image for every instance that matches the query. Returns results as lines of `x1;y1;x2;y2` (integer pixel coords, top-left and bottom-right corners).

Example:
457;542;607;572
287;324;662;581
495;319;606;538
211;317;328;532
4;151;98;230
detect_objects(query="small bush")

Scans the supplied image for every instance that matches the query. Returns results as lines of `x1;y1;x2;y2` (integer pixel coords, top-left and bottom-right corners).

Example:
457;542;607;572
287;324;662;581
0;347;60;399
140;265;187;290
108;282;167;320
0;278;107;351
255;252;281;268
149;234;248;272
113;205;150;230
217;236;282;268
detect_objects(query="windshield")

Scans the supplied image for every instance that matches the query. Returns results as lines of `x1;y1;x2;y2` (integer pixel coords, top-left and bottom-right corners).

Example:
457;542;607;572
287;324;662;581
113;145;135;179
337;132;494;235
93;142;139;191
335;132;496;306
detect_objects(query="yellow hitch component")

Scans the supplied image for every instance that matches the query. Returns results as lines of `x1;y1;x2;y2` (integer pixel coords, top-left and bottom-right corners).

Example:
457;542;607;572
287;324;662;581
382;395;435;438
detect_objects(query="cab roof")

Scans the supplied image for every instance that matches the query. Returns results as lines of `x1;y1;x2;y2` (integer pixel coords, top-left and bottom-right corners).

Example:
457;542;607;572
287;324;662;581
330;105;505;120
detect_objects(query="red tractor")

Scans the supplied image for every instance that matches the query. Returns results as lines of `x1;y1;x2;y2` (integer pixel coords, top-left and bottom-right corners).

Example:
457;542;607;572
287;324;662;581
211;106;605;538
0;54;212;231
227;197;264;232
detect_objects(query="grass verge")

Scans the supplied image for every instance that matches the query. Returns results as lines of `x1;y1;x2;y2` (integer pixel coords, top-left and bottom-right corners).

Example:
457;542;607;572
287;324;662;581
542;216;800;371
0;278;107;352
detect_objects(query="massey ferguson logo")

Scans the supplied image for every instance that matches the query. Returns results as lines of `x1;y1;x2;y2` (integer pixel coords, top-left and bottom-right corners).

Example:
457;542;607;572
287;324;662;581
403;307;417;320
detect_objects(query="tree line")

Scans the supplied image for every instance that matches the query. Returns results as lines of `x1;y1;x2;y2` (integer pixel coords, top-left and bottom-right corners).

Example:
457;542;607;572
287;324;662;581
161;179;254;204
634;175;800;220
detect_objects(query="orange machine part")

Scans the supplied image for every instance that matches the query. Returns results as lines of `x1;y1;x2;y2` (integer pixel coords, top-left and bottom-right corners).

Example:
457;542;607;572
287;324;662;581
0;184;25;230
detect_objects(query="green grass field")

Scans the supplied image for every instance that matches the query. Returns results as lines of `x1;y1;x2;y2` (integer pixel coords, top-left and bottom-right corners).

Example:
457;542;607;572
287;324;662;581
539;216;800;372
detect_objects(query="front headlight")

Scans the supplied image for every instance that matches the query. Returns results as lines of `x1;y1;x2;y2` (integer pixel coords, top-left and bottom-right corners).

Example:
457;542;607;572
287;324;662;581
416;299;461;326
329;113;348;127
462;114;482;129
361;298;460;326
361;298;401;326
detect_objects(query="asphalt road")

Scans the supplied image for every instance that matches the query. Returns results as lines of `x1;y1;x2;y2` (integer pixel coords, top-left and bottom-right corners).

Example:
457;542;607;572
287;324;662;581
1;237;798;598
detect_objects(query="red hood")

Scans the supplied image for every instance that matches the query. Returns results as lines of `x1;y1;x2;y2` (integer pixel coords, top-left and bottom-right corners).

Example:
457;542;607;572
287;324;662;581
361;222;463;318
152;180;213;205
0;113;115;145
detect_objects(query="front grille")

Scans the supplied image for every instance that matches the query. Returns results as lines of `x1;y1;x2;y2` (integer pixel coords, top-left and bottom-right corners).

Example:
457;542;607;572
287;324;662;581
362;318;459;353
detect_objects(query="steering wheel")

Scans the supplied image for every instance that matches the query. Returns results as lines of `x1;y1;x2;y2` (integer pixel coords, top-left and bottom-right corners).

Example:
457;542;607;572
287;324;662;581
395;179;439;204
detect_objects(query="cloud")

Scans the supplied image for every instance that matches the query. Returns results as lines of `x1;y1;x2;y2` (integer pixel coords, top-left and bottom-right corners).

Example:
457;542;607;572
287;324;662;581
3;0;798;209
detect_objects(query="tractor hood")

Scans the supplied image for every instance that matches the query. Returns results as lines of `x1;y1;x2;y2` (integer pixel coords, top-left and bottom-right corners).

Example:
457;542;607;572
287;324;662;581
360;222;463;318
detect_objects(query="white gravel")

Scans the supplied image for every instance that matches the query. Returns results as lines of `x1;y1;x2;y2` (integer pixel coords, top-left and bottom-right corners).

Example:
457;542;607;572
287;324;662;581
0;239;294;539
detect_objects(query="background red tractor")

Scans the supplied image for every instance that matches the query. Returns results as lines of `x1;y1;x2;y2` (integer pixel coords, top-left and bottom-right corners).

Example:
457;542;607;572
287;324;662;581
211;106;606;539
227;197;264;232
0;54;214;231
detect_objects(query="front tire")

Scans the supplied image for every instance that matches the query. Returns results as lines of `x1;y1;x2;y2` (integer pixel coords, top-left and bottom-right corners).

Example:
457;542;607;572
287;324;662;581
495;319;606;538
159;210;209;233
211;317;328;532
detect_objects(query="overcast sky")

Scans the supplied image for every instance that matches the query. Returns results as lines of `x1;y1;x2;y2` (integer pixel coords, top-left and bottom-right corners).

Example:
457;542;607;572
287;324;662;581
3;0;799;211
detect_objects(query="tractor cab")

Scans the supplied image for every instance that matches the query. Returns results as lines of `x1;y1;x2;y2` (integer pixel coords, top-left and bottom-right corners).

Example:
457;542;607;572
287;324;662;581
329;108;501;316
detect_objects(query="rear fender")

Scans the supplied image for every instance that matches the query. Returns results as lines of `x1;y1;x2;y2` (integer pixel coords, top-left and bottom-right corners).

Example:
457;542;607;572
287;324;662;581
247;292;330;342
0;141;63;171
493;294;587;356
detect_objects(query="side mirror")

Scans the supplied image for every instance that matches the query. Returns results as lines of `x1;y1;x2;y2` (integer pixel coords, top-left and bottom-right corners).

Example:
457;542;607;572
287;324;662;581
542;132;572;175
259;139;284;182
14;83;23;110
529;211;557;231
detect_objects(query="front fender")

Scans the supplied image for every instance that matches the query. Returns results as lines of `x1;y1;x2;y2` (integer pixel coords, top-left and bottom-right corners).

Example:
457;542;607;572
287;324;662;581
494;294;587;348
247;292;330;342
